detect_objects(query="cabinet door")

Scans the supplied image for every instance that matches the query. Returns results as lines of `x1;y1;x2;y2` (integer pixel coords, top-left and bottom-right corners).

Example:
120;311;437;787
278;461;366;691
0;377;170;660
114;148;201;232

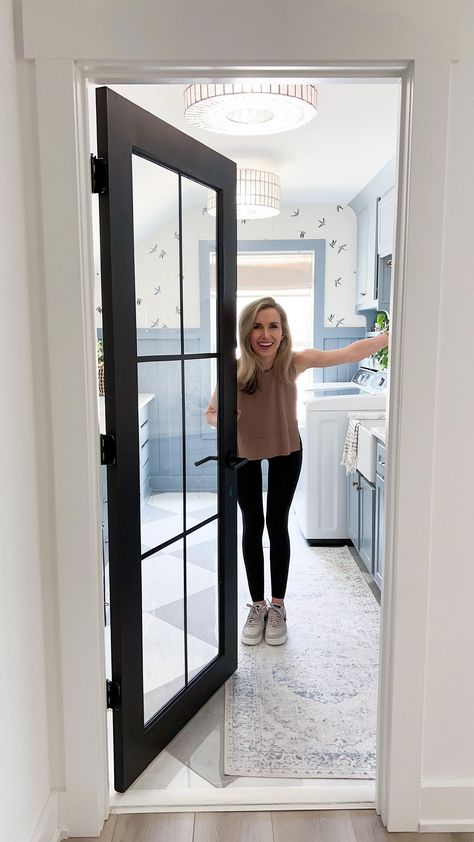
356;201;378;309
374;473;385;589
347;472;360;547
377;254;392;314
356;206;369;302
359;474;375;573
378;186;395;257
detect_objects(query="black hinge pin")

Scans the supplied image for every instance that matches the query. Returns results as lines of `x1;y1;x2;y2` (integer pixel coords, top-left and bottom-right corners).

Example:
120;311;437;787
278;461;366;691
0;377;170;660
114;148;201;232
91;154;108;194
106;679;121;710
100;433;116;466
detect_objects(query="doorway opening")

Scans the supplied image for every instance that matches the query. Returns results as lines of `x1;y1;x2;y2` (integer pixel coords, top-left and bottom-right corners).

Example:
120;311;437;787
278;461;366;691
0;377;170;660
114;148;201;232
89;75;401;809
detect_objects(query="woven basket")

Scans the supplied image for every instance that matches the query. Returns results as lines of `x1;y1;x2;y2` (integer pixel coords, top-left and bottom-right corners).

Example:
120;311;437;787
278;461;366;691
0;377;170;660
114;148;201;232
98;364;105;396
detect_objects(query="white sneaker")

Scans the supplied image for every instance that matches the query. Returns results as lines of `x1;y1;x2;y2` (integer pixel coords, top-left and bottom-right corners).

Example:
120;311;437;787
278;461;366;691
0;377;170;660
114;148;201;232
241;603;267;645
265;603;287;645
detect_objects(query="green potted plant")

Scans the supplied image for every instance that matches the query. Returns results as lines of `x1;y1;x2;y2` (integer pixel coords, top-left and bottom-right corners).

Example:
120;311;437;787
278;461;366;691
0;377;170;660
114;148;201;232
375;312;389;370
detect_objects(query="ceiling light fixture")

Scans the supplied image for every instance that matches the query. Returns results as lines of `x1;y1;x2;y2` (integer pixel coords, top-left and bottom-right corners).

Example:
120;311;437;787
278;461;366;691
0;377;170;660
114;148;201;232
207;168;281;220
184;84;317;135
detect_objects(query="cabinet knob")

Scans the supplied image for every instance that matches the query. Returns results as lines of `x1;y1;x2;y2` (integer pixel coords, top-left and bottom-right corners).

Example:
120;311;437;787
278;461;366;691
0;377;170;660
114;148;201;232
360;292;367;296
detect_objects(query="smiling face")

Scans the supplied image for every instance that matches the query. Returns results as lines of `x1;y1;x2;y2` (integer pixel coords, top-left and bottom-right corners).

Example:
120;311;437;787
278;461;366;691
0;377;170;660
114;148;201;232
249;307;284;368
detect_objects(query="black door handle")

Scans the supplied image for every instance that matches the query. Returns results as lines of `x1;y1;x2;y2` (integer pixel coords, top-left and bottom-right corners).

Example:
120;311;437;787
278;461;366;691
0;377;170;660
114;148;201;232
226;453;249;470
194;453;249;470
194;455;218;467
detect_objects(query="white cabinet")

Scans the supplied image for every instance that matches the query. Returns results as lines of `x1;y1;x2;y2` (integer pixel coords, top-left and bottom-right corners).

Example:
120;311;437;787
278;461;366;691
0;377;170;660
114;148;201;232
377;186;395;257
356;200;378;310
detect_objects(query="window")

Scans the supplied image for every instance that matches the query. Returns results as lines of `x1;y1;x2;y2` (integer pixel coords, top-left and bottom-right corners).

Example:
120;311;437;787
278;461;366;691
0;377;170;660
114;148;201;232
210;249;314;421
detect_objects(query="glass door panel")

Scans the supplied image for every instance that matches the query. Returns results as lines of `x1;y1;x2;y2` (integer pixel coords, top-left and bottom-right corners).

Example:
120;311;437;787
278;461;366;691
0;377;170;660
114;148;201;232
186;519;219;680
184;358;218;531
132;155;180;341
142;539;186;724
181;175;217;354
137;360;183;554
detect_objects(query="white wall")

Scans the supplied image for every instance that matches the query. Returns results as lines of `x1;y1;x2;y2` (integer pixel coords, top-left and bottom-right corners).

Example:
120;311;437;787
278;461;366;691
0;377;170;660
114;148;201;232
0;2;60;841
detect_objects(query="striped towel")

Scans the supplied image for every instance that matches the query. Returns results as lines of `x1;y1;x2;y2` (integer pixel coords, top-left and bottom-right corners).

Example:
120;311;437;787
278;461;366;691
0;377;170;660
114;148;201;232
341;419;361;474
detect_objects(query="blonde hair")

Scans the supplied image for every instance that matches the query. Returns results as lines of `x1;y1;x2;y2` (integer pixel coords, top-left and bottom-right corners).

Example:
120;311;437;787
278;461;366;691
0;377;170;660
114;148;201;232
237;297;294;394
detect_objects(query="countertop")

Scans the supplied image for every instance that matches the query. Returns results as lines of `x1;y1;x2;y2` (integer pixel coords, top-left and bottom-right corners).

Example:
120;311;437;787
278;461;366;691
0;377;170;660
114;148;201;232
98;393;155;434
371;426;386;444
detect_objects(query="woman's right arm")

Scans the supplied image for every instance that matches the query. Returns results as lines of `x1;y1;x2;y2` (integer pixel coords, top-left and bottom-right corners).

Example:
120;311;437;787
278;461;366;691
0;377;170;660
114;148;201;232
204;387;218;428
204;387;241;427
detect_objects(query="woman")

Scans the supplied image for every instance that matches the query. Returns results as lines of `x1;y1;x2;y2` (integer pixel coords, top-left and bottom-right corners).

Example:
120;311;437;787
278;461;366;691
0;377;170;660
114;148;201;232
205;296;388;647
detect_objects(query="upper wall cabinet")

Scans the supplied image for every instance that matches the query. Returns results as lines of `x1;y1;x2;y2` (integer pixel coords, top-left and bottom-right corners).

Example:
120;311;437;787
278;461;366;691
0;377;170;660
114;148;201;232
356;200;378;310
377;185;396;257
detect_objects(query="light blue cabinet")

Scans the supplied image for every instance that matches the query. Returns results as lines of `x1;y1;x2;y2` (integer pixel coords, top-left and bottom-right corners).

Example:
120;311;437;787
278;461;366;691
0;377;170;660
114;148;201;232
139;400;152;501
377;186;396;257
356;201;378;310
347;470;375;575
377;254;392;314
374;440;386;589
347;473;360;547
358;473;375;574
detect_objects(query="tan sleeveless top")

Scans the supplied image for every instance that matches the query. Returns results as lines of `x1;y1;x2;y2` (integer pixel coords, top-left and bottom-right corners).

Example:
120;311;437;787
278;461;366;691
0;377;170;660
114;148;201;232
237;366;300;460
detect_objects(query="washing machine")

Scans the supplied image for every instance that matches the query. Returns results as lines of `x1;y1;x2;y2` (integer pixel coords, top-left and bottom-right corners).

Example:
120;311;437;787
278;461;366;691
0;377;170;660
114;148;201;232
293;367;387;543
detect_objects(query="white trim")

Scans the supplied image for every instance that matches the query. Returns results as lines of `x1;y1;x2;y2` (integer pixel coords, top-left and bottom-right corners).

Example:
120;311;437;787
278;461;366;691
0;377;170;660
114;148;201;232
31;57;452;834
80;61;408;83
110;781;375;812
378;59;452;832
35;59;109;838
28;791;66;842
374;66;413;826
419;781;474;830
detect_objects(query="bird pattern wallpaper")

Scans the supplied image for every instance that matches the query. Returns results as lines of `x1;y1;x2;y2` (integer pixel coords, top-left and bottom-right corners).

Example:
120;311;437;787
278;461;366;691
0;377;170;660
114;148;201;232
95;203;364;331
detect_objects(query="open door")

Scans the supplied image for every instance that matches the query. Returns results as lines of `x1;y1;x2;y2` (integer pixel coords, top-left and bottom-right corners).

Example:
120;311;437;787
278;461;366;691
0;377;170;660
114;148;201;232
96;87;238;791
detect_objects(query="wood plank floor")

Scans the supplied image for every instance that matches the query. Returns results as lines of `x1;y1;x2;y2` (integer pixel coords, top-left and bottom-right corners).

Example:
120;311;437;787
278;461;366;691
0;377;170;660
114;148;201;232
68;810;474;841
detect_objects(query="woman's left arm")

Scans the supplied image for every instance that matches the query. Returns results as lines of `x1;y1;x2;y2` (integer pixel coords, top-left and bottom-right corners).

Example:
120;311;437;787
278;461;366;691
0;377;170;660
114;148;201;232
293;333;389;373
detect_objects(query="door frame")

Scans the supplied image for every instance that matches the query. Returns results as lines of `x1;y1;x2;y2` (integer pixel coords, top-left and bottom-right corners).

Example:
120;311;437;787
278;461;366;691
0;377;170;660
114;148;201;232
33;58;446;835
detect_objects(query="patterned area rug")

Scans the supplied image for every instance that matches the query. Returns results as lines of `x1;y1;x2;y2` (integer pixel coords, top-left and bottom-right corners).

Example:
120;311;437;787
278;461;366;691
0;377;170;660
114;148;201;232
225;545;380;778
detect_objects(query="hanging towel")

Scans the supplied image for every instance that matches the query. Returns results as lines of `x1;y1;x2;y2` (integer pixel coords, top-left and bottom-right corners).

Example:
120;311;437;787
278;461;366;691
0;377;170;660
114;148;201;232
341;419;361;474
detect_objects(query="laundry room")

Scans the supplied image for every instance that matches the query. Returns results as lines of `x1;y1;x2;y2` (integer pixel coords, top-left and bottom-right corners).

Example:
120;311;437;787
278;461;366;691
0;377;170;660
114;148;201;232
90;78;399;806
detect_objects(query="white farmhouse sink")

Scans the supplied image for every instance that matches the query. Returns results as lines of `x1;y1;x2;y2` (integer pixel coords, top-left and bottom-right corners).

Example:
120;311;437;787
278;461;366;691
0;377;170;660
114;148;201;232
357;421;386;483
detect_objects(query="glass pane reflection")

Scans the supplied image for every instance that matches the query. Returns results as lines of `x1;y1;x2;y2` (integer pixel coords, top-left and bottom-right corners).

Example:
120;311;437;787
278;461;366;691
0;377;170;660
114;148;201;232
186;520;219;680
185;358;218;531
132;154;181;353
138;360;184;555
142;539;185;723
181;175;217;354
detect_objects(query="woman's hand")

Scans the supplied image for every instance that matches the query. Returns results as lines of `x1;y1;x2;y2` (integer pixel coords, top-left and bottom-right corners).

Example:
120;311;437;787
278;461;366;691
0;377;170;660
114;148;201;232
376;331;389;351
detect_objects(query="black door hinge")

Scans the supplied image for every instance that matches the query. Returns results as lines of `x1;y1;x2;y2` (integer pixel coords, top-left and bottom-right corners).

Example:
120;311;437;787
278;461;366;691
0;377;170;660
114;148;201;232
91;154;108;194
106;679;121;710
100;433;116;466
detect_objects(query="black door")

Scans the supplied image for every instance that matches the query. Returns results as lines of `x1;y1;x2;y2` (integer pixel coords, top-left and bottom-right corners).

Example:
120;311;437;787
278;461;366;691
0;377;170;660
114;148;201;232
96;87;238;792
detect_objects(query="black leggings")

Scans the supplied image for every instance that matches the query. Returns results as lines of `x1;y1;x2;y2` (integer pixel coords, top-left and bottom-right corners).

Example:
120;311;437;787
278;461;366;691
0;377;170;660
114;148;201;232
237;446;303;602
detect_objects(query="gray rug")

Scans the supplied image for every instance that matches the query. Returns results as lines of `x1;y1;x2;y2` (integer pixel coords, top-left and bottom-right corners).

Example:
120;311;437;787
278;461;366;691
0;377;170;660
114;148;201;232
225;545;380;778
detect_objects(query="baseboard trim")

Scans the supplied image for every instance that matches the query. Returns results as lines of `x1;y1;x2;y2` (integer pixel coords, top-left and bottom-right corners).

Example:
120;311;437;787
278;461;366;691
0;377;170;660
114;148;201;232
29;791;64;842
110;780;375;812
420;820;474;832
420;781;474;832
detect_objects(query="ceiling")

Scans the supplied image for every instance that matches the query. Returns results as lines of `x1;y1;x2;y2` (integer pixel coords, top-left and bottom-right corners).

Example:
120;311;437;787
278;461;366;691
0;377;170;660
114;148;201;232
101;81;399;202
89;80;400;253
